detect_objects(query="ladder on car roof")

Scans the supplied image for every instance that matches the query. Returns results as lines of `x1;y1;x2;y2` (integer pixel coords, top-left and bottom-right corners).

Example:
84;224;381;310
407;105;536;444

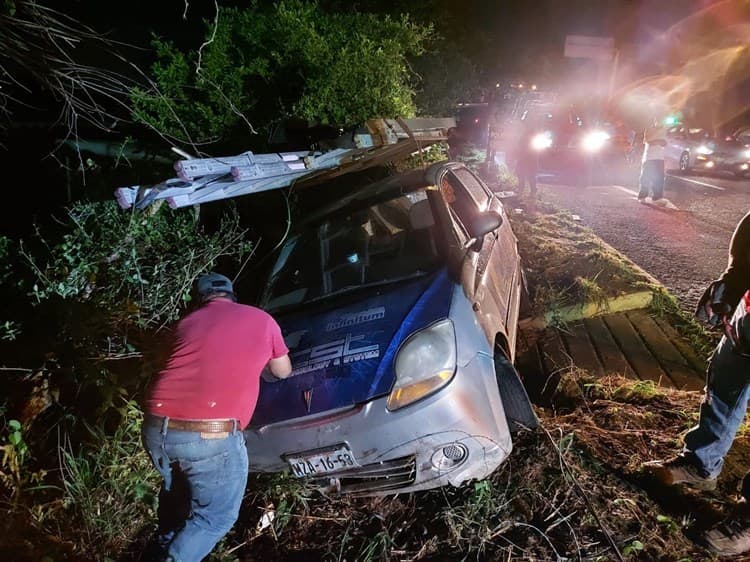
114;118;455;211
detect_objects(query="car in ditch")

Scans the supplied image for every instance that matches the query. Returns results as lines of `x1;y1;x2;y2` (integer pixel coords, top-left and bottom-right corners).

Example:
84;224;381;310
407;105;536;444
244;161;537;495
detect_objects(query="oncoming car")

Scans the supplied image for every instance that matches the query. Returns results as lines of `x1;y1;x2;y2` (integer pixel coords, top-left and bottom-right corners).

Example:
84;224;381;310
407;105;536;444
245;162;537;495
512;104;613;185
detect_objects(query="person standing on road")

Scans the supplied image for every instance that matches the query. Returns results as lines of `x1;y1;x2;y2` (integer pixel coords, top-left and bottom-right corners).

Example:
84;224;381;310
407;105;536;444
646;210;750;556
142;272;292;562
515;118;539;198
638;119;667;203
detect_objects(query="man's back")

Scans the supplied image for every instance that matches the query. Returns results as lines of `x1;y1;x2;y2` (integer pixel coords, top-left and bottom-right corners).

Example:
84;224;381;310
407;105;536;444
146;299;288;428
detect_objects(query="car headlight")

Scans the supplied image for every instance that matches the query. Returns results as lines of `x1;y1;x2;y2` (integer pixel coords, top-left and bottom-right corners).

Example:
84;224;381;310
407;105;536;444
581;130;610;152
743;149;750;160
387;319;456;411
696;145;713;155
531;131;553;151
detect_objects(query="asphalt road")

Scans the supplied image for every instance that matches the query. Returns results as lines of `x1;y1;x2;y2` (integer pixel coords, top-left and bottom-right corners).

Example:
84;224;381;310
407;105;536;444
536;165;750;313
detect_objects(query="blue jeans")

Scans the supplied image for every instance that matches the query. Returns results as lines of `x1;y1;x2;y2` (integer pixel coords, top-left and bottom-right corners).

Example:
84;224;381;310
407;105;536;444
684;301;750;479
142;420;248;562
638;159;665;199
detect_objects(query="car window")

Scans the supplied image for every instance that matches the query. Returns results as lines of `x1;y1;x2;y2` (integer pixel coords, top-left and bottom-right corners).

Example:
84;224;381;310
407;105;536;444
440;172;482;242
262;190;440;310
450;168;491;211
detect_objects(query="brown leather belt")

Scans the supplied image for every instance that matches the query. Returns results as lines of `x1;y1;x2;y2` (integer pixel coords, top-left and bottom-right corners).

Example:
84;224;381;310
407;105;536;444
147;415;238;433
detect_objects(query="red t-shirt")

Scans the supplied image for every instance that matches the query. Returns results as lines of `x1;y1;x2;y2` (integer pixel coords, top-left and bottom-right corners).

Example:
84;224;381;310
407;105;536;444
145;299;289;429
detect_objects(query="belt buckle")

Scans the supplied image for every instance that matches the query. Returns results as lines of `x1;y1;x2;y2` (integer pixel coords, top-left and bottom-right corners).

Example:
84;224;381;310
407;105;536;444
200;431;229;439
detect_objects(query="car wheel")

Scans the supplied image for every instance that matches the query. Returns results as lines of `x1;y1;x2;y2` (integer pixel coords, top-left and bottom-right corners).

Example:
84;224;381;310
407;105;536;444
494;354;538;433
679;151;690;173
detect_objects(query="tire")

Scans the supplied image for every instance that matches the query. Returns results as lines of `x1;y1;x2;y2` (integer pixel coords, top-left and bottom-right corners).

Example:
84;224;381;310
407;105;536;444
679;151;690;173
494;354;538;433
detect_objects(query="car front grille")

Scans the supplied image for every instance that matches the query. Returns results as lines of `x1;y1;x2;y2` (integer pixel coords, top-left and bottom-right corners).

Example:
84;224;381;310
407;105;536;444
312;455;416;495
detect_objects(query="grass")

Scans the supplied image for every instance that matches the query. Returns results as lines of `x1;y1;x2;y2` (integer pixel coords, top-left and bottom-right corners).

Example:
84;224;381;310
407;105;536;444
41;401;158;558
508;200;657;325
649;287;717;359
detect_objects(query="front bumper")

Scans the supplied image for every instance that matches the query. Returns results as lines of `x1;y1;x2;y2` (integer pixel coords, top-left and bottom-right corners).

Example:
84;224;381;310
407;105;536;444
696;154;750;174
245;352;512;495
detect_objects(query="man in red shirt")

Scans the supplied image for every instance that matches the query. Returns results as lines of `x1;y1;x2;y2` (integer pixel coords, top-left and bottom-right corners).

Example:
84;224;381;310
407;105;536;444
143;272;291;562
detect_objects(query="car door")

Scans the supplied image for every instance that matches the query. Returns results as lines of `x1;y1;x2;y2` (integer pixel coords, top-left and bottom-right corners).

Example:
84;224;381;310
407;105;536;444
440;165;515;348
456;167;522;355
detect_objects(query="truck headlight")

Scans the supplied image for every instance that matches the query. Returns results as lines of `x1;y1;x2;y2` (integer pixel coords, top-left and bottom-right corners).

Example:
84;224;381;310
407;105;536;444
696;145;713;155
531;132;553;151
581;130;610;152
387;319;456;411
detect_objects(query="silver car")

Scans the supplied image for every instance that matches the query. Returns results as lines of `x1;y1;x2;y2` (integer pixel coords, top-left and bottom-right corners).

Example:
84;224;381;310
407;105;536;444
245;161;536;495
664;125;714;173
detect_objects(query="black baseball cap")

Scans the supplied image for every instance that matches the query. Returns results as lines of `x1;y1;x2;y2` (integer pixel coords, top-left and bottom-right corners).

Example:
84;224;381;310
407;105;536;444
196;272;234;297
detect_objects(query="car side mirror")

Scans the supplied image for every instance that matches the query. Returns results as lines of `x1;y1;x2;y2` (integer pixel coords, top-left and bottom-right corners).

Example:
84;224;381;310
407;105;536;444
470;211;503;238
464;211;503;250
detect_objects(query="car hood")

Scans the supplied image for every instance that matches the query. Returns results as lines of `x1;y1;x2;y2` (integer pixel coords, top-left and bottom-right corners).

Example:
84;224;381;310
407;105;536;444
250;269;455;426
711;139;749;156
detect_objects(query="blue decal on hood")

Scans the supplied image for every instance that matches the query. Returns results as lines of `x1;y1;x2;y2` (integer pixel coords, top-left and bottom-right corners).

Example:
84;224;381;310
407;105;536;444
250;269;455;426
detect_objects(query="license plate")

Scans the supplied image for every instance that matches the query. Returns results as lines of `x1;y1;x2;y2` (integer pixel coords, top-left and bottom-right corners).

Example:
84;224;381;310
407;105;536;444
286;446;359;478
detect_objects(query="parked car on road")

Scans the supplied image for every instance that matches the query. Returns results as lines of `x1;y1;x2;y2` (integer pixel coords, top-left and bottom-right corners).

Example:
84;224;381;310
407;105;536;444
735;126;750;145
664;125;713;173
245;162;536;495
698;129;750;178
665;125;750;177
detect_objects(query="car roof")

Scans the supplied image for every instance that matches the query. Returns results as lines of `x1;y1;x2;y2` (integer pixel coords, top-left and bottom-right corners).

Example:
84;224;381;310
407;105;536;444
297;166;442;228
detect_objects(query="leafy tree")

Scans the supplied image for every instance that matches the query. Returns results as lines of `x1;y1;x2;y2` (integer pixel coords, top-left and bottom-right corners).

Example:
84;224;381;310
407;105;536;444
131;1;431;145
413;45;483;116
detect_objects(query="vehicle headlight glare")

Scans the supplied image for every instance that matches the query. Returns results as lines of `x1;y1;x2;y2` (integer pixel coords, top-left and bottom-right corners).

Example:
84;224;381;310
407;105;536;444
531;132;552;151
696;145;713;155
387;319;456;411
743;149;750;160
581;130;610;152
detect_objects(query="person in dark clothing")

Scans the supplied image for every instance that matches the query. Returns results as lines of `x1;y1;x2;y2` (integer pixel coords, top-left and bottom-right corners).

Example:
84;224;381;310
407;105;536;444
646;211;750;556
514;121;540;197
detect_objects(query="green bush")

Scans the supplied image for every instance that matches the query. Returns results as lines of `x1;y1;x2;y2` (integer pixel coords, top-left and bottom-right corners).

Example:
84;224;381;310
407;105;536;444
25;201;253;333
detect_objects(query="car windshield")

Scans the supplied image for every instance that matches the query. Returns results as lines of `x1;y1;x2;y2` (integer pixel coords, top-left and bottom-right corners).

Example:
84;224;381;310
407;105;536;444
533;106;584;132
261;189;441;312
687;128;709;140
456;105;487;125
